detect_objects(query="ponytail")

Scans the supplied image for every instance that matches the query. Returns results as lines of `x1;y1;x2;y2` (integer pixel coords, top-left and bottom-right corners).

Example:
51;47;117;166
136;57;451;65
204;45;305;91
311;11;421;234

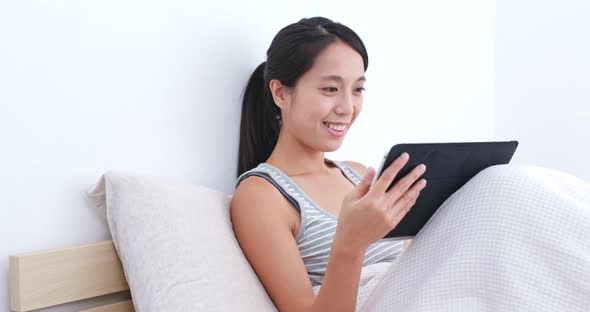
237;61;281;177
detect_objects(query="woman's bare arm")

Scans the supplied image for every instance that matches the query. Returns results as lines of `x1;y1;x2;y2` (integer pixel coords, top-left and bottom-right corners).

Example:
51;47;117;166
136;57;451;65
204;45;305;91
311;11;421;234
231;176;366;312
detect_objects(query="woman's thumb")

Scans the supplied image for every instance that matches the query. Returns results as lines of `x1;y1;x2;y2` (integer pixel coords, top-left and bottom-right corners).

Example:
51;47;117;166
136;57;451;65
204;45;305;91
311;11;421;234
352;167;375;198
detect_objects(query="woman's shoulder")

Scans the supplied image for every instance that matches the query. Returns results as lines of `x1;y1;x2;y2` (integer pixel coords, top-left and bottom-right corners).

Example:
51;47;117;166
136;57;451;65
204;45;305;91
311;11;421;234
341;160;369;177
232;174;285;207
231;174;298;231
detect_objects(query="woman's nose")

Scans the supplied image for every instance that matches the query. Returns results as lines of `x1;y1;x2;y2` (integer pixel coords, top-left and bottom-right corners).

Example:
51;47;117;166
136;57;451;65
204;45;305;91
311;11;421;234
334;93;354;115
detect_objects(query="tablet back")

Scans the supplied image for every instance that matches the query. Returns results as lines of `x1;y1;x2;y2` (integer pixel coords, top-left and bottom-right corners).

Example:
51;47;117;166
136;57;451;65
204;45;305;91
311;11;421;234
382;141;519;239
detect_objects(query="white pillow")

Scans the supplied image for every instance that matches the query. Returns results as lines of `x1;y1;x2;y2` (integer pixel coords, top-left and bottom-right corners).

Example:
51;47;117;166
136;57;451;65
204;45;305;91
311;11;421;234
86;170;277;312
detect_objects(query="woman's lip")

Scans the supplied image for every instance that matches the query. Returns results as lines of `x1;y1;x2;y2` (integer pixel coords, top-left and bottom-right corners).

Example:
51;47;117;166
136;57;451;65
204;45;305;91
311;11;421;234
323;121;349;126
323;122;347;137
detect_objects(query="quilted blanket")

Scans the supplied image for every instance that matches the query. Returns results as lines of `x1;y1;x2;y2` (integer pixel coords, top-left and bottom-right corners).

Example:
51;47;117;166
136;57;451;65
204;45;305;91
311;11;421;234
320;165;590;311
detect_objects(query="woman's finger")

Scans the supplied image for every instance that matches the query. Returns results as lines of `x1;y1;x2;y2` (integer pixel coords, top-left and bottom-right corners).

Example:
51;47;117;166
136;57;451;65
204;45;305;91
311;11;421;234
349;167;376;200
389;179;427;221
369;152;409;196
386;164;427;204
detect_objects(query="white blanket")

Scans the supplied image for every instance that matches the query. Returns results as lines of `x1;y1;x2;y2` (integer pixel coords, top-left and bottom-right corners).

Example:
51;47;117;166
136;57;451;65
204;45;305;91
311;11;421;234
324;165;590;311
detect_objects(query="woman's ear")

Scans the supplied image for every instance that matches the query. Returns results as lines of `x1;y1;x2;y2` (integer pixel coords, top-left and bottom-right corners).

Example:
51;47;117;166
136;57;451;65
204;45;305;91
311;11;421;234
269;79;290;110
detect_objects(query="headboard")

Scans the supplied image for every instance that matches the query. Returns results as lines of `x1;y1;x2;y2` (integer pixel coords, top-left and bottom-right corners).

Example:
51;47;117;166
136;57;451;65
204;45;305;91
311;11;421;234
9;240;134;312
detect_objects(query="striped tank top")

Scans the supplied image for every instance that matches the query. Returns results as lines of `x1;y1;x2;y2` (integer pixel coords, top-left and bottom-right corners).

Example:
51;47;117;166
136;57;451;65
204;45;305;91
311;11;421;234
234;158;403;287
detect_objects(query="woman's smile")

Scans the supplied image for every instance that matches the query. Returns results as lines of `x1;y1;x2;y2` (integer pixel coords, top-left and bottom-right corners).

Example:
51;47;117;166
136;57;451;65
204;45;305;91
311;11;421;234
322;121;349;137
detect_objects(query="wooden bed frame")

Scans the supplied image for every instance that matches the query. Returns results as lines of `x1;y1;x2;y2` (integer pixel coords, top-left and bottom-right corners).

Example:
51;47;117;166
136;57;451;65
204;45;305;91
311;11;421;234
9;239;412;311
9;240;134;312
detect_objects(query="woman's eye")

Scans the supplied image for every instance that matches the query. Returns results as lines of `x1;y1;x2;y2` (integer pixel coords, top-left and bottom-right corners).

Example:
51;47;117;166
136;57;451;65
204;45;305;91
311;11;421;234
321;87;365;94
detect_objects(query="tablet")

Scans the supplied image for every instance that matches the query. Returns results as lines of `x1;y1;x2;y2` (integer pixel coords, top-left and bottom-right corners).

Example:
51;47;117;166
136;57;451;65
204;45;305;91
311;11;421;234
371;141;519;240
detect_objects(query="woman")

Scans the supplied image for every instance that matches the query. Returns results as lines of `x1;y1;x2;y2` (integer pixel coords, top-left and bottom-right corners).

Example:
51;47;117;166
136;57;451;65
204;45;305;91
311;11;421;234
231;17;590;312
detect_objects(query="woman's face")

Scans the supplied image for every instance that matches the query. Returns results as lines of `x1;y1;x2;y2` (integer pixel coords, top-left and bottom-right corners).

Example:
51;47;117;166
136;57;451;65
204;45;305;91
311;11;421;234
279;40;366;152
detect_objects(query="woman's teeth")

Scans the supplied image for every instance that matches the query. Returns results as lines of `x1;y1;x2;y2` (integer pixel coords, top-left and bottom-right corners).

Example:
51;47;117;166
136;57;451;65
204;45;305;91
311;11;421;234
323;122;346;131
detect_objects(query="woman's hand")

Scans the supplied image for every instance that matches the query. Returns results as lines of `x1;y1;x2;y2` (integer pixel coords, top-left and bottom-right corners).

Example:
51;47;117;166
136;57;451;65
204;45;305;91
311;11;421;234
334;152;427;253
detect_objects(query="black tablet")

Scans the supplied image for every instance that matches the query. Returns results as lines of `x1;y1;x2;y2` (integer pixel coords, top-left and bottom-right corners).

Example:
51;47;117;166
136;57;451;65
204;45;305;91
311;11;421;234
371;141;519;239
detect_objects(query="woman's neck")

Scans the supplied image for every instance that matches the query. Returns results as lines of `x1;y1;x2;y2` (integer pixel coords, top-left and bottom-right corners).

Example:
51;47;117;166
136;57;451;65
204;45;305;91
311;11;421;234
265;130;332;177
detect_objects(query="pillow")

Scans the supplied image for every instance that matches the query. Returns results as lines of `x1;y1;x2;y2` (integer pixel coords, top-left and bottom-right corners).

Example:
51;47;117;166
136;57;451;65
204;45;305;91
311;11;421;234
86;170;277;312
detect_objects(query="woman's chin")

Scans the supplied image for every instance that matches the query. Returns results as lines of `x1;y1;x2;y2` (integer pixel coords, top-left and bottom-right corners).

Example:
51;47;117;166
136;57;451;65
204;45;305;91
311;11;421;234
322;140;344;152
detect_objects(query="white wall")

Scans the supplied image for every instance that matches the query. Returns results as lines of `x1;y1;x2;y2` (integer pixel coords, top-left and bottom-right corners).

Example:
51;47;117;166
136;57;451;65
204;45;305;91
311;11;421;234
328;1;496;164
495;0;590;182
0;0;495;310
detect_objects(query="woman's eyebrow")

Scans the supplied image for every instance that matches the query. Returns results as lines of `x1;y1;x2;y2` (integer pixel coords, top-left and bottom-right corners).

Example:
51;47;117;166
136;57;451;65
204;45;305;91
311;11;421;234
319;75;366;82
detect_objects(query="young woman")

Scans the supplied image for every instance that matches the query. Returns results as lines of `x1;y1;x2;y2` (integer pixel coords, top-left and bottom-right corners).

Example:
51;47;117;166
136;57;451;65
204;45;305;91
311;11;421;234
231;17;590;312
231;16;423;311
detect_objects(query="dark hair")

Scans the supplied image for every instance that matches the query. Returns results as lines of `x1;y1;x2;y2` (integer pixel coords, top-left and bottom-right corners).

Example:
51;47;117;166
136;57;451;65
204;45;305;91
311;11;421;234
237;17;369;177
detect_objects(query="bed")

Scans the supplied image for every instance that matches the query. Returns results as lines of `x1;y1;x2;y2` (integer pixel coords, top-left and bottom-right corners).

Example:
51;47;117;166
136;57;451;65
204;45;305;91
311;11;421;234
8;237;412;311
10;165;590;311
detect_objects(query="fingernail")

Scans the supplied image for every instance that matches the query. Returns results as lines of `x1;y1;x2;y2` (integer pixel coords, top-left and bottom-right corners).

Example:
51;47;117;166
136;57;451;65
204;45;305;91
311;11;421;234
364;167;374;178
401;152;409;160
